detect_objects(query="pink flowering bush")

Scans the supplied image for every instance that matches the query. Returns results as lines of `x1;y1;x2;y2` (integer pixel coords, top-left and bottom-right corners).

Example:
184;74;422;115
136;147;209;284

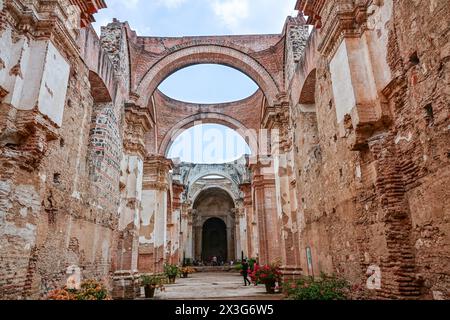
250;262;282;286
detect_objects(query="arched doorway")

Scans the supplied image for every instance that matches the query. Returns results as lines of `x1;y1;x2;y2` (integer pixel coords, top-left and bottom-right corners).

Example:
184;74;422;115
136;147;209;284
192;187;236;263
202;218;228;263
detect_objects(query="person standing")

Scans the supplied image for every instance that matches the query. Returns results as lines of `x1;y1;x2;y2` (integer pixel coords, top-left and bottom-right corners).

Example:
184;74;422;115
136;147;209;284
241;259;251;286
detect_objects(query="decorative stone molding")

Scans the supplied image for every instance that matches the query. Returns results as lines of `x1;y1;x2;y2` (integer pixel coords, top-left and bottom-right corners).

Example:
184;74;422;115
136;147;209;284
123;103;153;158
297;0;371;59
172;182;185;210
295;0;326;28
69;0;106;28
263;93;293;153
1;106;59;171
142;155;173;191
2;0;104;59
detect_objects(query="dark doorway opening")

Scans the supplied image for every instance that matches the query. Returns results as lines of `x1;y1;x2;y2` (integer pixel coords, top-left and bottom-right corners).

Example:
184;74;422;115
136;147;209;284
202;218;227;263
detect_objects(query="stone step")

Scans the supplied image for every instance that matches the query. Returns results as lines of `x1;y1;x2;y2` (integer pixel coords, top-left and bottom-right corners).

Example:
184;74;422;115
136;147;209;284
193;266;238;273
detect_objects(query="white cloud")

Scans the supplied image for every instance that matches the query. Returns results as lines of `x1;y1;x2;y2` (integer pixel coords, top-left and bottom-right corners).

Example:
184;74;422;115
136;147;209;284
211;0;298;34
124;0;140;9
156;0;187;9
212;0;250;32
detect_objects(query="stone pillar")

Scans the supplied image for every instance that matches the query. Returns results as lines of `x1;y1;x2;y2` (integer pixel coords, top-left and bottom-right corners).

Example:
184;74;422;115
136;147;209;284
250;157;280;265
139;155;173;273
240;182;258;259
180;204;194;262
170;182;184;265
264;95;302;281
233;203;247;260
113;102;152;299
193;212;202;261
226;223;234;262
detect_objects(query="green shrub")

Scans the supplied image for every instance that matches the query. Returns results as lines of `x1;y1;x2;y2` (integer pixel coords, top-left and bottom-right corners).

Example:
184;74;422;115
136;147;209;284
248;258;257;270
284;273;350;300
163;264;180;278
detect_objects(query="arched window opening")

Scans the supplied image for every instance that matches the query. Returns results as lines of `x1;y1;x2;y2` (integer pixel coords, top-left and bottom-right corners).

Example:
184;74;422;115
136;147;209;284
167;124;252;164
158;64;258;104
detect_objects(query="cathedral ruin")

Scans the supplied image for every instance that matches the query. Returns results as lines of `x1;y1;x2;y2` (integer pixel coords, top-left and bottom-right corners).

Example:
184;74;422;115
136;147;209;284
0;0;449;300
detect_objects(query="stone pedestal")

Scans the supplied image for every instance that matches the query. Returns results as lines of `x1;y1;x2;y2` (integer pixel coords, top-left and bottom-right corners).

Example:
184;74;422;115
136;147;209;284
112;271;141;300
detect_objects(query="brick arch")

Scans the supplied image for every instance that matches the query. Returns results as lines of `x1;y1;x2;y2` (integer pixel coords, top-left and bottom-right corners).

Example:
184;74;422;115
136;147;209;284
89;71;112;103
190;184;239;206
190;172;237;186
135;44;280;108
159;113;259;157
299;69;317;104
291;31;320;106
192;186;236;209
80;28;119;103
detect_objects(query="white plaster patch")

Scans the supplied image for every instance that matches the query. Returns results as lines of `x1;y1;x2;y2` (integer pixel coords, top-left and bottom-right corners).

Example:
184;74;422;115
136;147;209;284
0;181;12;216
0;221;37;247
139;235;154;244
71;191;81;200
39;173;47;183
355;164;362;179
330;41;357;123
19;207;28;218
395;132;413;144
430;0;438;13
432;291;444;300
102;239;110;261
14;185;40;214
16;40;70;127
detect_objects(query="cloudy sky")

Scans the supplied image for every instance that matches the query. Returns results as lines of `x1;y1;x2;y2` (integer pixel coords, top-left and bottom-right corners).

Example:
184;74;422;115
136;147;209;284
93;0;298;36
93;0;299;163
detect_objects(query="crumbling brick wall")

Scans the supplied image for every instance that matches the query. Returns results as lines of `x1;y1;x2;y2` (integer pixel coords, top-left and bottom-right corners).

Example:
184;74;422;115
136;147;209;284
290;0;449;299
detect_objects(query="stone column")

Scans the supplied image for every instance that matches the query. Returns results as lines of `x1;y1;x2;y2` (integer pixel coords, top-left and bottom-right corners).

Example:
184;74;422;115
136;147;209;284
140;155;173;273
193;212;202;261
113;102;152;299
264;95;302;281
180;204;194;262
170;182;184;265
240;182;258;259
233;203;247;260
250;157;280;265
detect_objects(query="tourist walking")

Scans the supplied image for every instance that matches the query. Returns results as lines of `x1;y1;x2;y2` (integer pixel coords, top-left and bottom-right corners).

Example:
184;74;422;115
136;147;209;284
241;259;251;286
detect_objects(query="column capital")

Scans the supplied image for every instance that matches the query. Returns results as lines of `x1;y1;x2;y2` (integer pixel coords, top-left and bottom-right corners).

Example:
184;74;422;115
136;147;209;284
231;207;245;219
297;0;371;59
261;93;290;130
172;182;185;210
142;155;173;191
261;95;293;153
123;103;153;157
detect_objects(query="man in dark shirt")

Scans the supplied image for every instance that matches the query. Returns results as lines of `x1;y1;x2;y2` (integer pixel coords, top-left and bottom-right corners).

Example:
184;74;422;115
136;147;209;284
242;259;251;286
